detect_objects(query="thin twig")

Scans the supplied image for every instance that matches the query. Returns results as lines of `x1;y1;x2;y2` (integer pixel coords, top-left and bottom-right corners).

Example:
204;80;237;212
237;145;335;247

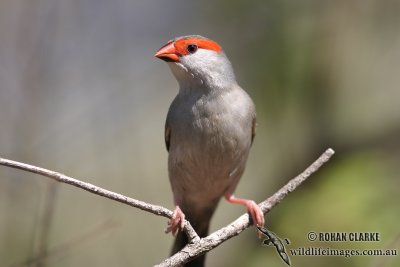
155;148;335;266
0;148;335;267
0;157;199;242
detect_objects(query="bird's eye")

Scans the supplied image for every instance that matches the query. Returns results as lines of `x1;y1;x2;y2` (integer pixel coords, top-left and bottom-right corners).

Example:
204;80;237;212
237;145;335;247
187;44;198;54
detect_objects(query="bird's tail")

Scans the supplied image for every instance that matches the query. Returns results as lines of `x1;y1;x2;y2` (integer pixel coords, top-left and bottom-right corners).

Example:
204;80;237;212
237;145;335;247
171;203;218;267
171;221;209;267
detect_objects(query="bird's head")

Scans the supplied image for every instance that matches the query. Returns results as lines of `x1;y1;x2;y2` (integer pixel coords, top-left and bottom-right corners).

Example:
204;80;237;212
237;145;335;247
155;35;236;90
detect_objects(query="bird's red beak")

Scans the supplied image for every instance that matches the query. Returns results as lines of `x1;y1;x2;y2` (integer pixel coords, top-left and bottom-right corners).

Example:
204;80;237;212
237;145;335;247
155;41;180;62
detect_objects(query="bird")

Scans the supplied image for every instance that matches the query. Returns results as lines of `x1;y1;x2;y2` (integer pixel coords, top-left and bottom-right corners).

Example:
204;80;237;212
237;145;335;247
155;35;264;267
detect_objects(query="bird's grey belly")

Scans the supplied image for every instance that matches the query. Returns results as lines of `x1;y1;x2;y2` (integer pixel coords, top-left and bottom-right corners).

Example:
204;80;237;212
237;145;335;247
168;113;250;206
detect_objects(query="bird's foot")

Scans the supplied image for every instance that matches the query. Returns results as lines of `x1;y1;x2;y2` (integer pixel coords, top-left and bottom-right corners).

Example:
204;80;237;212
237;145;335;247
244;200;265;227
225;194;265;227
165;205;185;236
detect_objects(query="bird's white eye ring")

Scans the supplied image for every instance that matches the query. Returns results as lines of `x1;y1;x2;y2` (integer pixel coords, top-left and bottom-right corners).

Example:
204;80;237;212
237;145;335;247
187;44;198;54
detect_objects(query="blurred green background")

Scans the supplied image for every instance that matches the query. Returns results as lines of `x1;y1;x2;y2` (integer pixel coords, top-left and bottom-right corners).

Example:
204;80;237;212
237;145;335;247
1;0;399;266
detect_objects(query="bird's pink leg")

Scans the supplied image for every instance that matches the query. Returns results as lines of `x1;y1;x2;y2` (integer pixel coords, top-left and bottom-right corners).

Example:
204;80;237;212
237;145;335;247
225;193;265;227
165;205;185;235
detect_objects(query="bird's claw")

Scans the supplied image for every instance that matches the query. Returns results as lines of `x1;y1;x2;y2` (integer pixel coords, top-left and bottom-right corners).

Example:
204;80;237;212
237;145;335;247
245;200;265;228
165;206;185;236
225;194;265;235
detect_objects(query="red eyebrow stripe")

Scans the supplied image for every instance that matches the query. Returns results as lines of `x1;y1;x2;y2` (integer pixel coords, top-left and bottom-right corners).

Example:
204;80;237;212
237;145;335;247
174;38;222;56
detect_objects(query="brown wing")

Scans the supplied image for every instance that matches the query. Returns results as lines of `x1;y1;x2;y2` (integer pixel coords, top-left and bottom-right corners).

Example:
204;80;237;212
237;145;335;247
165;124;171;152
251;116;256;145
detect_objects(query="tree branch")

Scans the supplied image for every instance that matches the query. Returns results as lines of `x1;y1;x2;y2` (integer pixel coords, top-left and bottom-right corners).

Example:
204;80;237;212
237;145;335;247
155;148;335;266
0;157;199;242
0;148;334;266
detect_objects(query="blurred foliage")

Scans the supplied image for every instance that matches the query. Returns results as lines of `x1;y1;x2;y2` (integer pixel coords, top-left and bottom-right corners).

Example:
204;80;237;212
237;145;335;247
0;0;399;267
